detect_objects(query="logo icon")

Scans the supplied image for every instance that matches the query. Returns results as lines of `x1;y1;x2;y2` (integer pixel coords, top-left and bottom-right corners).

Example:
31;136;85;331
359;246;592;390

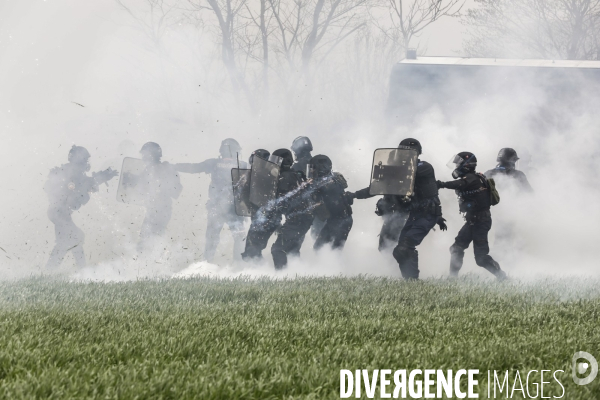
572;351;598;385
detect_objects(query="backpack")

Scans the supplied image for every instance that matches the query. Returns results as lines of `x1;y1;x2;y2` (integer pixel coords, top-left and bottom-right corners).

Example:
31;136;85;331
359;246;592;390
486;177;500;206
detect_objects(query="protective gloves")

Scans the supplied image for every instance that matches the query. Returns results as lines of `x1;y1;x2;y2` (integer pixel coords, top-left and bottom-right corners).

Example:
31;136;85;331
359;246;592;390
436;217;448;231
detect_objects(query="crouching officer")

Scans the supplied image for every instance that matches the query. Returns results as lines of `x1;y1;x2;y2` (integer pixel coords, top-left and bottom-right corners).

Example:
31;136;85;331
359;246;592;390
349;138;447;279
308;155;353;250
438;152;507;280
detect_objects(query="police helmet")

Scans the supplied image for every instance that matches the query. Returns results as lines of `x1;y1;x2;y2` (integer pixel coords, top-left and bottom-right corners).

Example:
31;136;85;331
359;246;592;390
68;145;91;165
272;148;294;169
497;148;519;164
220;138;242;158
249;149;270;165
447;151;477;178
308;155;333;178
140;142;162;161
291;136;313;155
399;138;422;155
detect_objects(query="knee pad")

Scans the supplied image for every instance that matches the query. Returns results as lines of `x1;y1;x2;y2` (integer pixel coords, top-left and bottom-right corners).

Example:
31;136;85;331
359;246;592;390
475;254;494;267
393;244;411;264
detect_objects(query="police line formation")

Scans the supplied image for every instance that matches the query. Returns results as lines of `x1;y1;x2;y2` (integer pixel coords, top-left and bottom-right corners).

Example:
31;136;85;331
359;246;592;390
45;137;533;279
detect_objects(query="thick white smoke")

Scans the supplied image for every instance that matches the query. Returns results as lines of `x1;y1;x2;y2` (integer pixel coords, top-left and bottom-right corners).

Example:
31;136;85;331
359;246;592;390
0;0;598;282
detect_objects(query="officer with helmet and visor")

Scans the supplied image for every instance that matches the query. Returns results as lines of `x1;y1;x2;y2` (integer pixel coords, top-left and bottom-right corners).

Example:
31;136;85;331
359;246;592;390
485;148;533;192
307;155;353;250
134;142;183;252
289;136;327;247
438;152;508;280
484;147;532;260
270;148;314;269
174;138;247;263
291;136;313;174
241;149;284;261
44;145;118;269
349;138;447;279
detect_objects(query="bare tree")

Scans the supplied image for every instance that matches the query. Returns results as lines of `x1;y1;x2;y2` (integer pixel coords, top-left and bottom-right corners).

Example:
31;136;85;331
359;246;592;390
244;0;273;93
376;0;464;52
267;0;369;80
116;0;180;51
187;0;257;109
463;0;600;60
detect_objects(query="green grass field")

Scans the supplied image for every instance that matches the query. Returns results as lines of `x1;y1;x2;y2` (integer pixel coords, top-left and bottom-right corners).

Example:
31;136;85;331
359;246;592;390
0;276;598;399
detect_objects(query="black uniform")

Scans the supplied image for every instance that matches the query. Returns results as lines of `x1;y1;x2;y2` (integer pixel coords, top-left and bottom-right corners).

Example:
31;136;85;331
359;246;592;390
44;148;117;269
241;209;282;261
355;160;443;279
438;173;507;279
270;168;314;269
291;153;312;175
312;173;353;250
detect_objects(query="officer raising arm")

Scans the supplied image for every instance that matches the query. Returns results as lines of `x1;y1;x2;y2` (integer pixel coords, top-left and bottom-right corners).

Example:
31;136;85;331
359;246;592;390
174;138;247;263
438;152;508;280
44;145;118;269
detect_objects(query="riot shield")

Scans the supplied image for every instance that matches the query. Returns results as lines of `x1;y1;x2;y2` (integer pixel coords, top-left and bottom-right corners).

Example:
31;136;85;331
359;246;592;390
249;155;282;208
116;157;147;206
231;168;252;217
369;148;418;196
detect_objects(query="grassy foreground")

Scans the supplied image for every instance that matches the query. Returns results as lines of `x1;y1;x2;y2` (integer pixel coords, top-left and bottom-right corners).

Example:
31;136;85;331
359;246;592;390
0;276;598;399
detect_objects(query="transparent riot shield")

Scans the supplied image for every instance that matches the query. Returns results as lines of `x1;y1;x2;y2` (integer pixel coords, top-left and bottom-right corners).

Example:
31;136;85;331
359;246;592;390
231;168;252;217
116;157;147;206
249;155;282;208
369;148;418;196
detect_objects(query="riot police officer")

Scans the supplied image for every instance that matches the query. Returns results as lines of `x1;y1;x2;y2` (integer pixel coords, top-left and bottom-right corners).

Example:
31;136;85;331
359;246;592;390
44;145;118;269
241;149;283;261
135;142;183;252
438;152;508;280
270;148;314;269
308;155;353;250
349;138;446;279
291;136;327;242
291;136;313;174
174;138;246;262
484;148;532;191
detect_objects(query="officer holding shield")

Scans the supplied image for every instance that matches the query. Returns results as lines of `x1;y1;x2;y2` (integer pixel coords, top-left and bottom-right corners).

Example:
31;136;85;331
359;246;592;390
128;142;183;252
348;138;446;279
240;149;283;261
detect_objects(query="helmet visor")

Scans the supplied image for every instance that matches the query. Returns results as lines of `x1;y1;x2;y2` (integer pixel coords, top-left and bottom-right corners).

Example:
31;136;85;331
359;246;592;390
446;154;464;169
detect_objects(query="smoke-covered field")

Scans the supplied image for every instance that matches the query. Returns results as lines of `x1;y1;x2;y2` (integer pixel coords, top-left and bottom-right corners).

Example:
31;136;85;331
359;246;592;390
0;277;598;399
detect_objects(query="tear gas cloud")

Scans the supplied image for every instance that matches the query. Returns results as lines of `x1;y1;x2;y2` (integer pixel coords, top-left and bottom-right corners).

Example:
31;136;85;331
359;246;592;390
0;0;598;282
